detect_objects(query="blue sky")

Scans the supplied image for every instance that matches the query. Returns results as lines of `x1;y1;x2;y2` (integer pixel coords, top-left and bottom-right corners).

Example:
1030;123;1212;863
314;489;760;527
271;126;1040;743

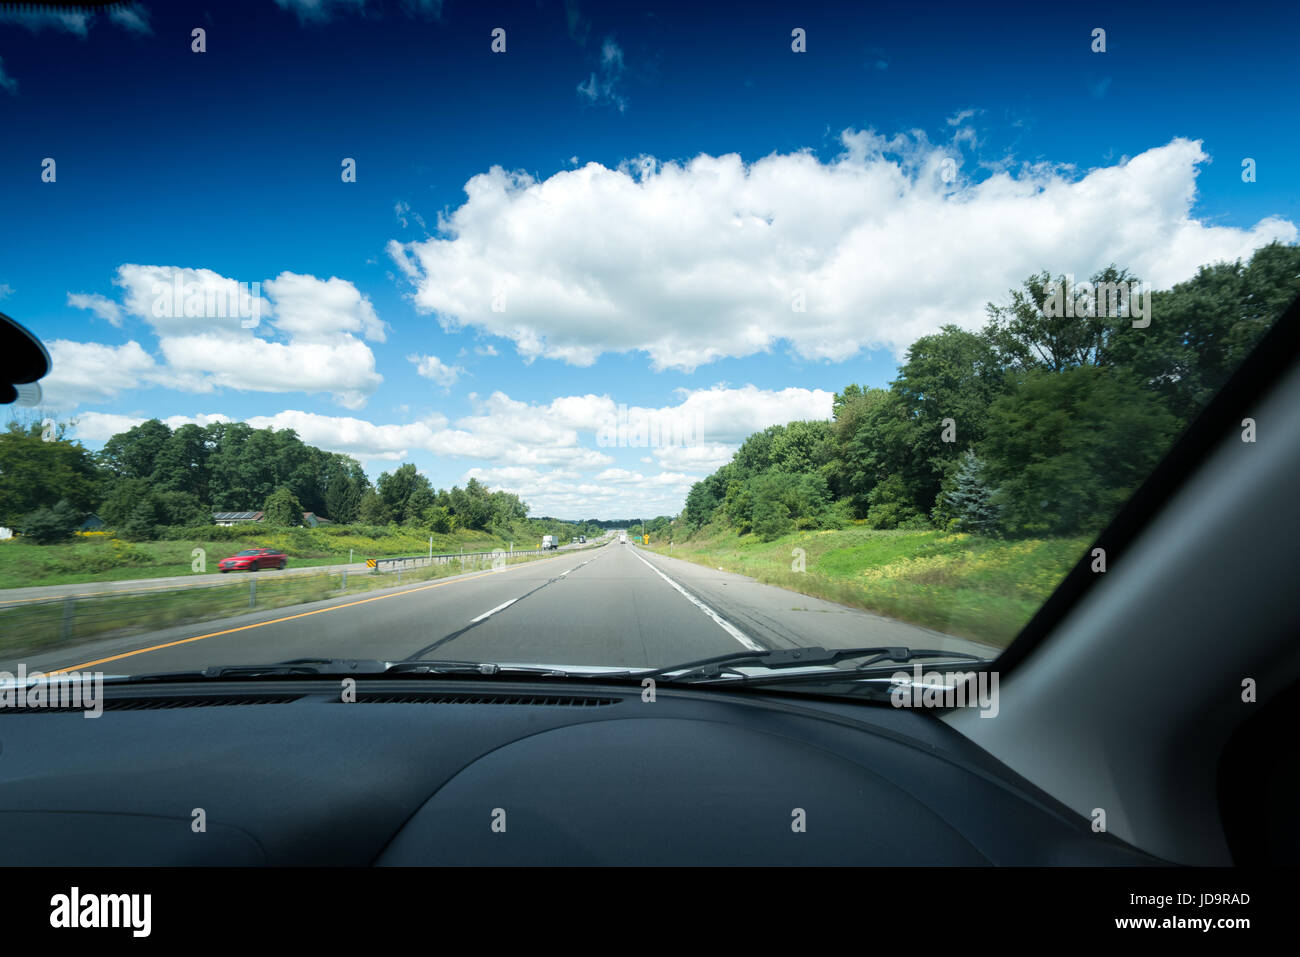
2;0;1297;517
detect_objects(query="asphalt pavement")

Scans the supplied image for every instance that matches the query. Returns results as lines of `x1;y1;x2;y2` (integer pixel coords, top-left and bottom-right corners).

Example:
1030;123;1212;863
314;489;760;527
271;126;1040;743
6;542;997;676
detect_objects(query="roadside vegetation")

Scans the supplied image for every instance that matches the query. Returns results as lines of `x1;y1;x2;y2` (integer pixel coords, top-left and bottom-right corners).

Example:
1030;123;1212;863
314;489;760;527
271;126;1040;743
654;245;1300;644
648;523;1088;647
0;413;609;587
0;523;565;590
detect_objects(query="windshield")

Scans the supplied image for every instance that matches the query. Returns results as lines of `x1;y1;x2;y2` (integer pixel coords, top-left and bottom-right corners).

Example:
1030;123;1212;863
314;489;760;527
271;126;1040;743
1;0;1297;704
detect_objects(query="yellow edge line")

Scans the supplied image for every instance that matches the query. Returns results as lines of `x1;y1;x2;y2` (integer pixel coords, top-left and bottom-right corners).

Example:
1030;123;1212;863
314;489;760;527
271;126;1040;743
47;560;542;675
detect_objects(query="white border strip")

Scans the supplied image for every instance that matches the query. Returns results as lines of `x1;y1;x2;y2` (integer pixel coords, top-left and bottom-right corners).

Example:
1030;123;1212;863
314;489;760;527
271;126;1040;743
631;551;762;651
470;598;519;623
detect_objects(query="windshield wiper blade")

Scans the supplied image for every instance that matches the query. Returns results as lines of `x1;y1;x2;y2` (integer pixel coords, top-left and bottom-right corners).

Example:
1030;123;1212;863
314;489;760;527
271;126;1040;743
640;646;988;683
124;658;639;683
128;658;391;681
383;660;579;677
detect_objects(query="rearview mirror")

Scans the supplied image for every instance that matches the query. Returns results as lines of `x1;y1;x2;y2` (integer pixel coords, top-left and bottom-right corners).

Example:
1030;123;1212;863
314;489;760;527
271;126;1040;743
0;311;51;406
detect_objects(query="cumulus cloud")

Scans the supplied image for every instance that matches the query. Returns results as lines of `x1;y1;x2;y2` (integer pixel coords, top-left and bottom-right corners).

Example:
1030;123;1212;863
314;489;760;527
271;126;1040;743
52;266;386;410
157;334;381;409
392;135;1296;372
67;292;123;327
263;271;385;342
466;464;697;518
114;264;273;337
40;340;164;408
69;411;234;442
408;353;465;389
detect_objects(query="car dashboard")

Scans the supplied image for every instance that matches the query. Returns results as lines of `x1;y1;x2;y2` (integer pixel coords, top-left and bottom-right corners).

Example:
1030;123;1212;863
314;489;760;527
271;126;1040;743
0;679;1163;866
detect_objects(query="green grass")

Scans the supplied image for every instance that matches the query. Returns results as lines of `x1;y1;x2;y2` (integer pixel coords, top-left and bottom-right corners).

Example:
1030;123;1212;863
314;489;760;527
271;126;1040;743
647;523;1090;648
0;547;560;661
0;525;533;590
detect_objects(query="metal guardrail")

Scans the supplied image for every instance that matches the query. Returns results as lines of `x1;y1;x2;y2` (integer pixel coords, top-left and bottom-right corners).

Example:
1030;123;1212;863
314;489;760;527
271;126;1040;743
367;548;540;572
365;544;596;574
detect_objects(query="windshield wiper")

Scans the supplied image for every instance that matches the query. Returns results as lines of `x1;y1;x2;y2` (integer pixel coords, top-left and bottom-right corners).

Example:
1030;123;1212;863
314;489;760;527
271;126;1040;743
637;645;989;684
124;657;624;683
126;658;392;681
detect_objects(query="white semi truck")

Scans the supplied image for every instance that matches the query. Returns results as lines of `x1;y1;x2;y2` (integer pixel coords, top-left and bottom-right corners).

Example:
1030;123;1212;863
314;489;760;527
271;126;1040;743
541;535;557;550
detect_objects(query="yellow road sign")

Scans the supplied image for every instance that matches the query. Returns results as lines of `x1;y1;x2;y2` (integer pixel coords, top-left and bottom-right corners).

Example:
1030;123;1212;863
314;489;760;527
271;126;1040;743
365;559;376;568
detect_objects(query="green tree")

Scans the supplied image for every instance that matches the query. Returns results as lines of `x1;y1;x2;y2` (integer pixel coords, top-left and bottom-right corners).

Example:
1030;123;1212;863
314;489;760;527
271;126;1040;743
982;265;1136;373
422;504;455;534
1106;242;1300;424
99;418;173;480
980;366;1178;536
0;421;102;526
121;497;162;542
17;498;84;544
889;325;1007;507
153;490;210;527
377;464;429;524
262;487;305;527
723;479;754;533
98;478;153;528
324;459;365;523
751;496;794;542
148;423;211;498
358;489;393;525
935;450;1001;534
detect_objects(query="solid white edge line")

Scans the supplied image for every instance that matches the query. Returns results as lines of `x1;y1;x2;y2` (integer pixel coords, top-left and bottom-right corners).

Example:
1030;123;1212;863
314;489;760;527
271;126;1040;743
630;550;763;651
470;597;519;623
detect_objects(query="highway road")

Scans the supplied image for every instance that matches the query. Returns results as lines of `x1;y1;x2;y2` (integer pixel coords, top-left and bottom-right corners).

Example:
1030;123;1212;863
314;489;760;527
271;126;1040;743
10;542;998;677
0;537;595;609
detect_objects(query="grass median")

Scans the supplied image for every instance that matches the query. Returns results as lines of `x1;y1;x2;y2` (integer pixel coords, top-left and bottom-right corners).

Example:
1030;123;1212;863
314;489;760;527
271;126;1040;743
0;549;559;661
645;525;1089;648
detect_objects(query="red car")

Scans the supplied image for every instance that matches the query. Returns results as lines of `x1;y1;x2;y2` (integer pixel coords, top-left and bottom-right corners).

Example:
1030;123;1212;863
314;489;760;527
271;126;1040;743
218;548;287;572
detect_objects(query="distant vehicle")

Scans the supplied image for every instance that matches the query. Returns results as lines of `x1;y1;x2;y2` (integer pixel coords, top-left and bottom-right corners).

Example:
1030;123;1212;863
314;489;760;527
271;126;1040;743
619;531;628;544
541;535;557;550
578;536;586;544
218;547;287;572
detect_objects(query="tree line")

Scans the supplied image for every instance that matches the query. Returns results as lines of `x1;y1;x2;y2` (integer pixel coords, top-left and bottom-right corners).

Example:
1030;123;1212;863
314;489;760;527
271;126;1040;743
0;417;539;544
682;242;1300;541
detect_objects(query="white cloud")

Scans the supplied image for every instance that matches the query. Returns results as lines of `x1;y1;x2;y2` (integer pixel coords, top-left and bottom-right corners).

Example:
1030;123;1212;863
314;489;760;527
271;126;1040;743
0;282;13;299
242;410;448;461
67;292;124;327
393;135;1297;372
68;411;151;442
408;353;465;389
114;264;272;337
263;271;385;342
49;266;387;409
69;411;234;442
464;465;697;518
158;334;381;409
40;340;162;408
